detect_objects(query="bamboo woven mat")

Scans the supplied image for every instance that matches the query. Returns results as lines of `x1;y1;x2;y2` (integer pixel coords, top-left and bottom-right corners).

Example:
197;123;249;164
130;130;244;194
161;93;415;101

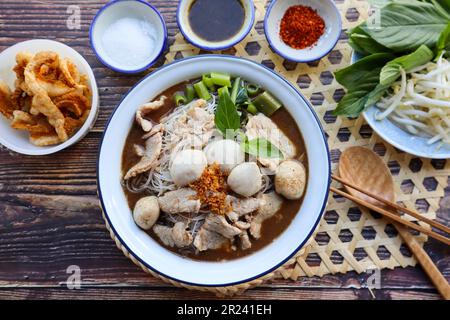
163;0;449;280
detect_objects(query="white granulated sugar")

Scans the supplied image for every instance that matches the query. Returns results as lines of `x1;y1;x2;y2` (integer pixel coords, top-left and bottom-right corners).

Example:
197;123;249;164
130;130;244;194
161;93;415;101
101;17;156;67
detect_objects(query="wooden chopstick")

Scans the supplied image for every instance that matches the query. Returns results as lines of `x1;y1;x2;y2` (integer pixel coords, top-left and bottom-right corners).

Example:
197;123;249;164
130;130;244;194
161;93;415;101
332;175;450;235
329;186;450;246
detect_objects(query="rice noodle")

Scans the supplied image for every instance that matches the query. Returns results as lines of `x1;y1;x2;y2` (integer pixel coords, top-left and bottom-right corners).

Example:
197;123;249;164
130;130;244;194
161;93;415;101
123;93;288;244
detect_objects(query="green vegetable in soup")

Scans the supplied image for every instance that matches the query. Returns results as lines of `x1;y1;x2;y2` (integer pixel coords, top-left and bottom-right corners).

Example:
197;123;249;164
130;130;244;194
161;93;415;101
230;77;241;104
202;74;215;91
246;84;261;96
253;91;283;117
185;84;196;103
214;89;240;137
246;102;258;115
174;92;187;106
218;86;230;97
194;81;211;101
210;72;232;88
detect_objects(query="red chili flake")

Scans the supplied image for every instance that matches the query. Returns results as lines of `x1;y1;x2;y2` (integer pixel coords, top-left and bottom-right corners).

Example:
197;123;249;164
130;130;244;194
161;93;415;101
279;5;325;50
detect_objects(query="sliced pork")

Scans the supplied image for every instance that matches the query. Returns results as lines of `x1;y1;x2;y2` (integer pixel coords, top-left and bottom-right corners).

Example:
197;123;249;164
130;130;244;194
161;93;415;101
153;222;193;248
202;214;242;239
250;192;283;239
193;227;229;252
136;95;166;132
124;132;162;180
158;188;201;214
225;196;261;221
246;113;297;172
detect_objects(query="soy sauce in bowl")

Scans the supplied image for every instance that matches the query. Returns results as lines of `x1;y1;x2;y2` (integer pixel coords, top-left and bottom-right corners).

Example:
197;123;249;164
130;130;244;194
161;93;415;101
188;0;245;42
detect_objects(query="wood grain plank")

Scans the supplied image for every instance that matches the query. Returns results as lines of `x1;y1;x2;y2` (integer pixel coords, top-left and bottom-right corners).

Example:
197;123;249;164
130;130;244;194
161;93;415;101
0;0;448;300
0;287;432;300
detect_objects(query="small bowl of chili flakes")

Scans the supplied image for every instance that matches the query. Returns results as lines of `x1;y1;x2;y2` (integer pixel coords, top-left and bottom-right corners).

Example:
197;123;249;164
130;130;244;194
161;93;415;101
264;0;341;63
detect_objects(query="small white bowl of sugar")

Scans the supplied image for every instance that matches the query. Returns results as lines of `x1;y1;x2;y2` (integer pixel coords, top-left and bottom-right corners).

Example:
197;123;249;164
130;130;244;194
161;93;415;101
90;0;167;74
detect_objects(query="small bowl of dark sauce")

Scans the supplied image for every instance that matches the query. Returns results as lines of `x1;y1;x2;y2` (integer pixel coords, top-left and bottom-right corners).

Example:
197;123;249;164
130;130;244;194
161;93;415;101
177;0;255;51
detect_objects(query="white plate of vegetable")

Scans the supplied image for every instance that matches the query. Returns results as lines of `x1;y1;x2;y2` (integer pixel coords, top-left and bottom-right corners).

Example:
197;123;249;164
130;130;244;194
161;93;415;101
335;0;450;159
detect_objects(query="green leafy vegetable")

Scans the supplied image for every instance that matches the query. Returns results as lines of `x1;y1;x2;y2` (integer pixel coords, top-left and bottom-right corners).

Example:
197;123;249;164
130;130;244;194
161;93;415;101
333;0;450;118
335;53;394;90
334;53;394;116
348;26;393;55
365;83;390;108
430;0;450;19
380;45;434;85
436;22;450;58
218;86;230;97
361;0;450;52
367;0;392;7
230;77;249;106
235;87;249;106
214;90;240;137
241;138;284;159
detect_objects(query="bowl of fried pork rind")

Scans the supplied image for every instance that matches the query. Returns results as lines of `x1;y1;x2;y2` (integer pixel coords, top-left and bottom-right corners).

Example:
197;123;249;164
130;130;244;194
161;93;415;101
0;39;99;155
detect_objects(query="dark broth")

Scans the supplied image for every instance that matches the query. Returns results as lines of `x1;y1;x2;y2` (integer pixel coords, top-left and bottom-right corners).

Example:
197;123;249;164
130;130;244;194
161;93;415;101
188;0;245;42
121;80;308;262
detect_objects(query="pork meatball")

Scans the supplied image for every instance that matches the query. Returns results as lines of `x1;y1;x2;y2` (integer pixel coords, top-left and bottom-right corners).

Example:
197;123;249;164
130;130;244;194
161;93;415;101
133;196;160;230
275;160;306;200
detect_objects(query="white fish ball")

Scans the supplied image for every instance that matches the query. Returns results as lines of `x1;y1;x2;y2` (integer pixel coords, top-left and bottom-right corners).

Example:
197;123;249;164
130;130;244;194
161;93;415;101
227;162;262;197
170;149;207;186
204;140;245;173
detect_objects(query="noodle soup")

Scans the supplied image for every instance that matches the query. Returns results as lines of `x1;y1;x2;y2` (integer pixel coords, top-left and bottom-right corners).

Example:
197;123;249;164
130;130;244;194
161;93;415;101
121;74;308;261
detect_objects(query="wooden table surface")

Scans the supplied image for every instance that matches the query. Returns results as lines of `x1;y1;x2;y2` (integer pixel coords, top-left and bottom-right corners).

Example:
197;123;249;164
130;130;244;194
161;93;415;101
0;0;449;300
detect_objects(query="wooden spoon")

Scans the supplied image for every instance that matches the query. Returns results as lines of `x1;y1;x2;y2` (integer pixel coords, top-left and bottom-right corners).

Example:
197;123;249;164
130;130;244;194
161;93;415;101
339;146;450;299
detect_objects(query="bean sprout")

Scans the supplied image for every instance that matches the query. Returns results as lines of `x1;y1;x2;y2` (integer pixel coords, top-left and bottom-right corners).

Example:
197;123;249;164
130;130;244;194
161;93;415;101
375;55;450;145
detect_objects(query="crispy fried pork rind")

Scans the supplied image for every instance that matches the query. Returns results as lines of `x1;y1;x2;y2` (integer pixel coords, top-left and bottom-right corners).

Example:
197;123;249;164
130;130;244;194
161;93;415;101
0;80;16;119
29;132;61;147
0;50;92;147
54;91;90;118
11;111;54;134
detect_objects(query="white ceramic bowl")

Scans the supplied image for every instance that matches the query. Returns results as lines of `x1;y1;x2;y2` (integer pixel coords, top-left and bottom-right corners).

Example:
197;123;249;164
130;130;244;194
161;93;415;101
265;0;342;62
177;0;255;51
350;53;450;159
98;55;330;287
90;0;167;73
0;39;99;156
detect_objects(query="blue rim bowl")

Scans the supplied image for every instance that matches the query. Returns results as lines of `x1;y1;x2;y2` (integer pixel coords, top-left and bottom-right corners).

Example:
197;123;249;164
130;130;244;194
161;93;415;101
264;0;342;63
177;0;255;51
89;0;168;74
97;55;331;287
